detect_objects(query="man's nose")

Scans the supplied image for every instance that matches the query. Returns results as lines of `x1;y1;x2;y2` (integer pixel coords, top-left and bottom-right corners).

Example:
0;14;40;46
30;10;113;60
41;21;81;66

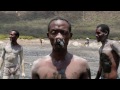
9;35;13;38
96;34;98;37
55;33;63;39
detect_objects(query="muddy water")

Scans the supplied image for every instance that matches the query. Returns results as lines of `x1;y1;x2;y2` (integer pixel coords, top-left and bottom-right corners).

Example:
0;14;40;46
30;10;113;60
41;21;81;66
18;42;100;79
0;39;120;79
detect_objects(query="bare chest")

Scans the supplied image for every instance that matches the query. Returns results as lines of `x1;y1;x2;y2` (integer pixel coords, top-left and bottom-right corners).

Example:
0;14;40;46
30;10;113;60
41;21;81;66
5;45;21;54
38;63;83;79
100;44;112;54
100;45;113;73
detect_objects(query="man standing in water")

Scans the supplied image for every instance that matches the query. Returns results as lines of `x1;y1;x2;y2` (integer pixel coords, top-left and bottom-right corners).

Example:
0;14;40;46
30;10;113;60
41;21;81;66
0;30;25;79
31;17;91;79
95;24;120;79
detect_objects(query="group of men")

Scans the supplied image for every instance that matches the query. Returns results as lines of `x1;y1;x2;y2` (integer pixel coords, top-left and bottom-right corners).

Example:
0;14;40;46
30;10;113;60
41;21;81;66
0;17;120;79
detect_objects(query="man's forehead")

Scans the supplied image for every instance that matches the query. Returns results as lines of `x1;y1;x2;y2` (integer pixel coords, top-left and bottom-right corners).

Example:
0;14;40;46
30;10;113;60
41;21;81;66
50;20;69;26
10;31;16;34
96;27;102;31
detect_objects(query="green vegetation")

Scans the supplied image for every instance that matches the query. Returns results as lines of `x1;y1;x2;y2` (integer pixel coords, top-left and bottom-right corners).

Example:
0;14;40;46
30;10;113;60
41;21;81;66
19;36;35;39
0;11;120;40
0;34;8;40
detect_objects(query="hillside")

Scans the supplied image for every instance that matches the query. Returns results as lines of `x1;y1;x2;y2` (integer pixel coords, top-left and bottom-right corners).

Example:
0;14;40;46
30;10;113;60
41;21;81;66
0;11;120;40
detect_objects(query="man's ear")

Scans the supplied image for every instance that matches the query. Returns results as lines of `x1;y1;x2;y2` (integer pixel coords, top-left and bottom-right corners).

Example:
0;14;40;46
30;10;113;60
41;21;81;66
16;36;19;39
105;31;108;36
70;33;73;39
47;32;49;38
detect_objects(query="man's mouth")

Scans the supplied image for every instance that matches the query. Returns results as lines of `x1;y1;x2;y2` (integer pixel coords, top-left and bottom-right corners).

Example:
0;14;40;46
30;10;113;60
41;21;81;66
55;39;65;48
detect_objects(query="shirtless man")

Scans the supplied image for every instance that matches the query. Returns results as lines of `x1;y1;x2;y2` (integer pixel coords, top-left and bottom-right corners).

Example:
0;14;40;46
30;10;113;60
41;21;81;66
95;24;120;79
0;30;25;79
39;38;42;46
31;17;91;79
85;37;89;47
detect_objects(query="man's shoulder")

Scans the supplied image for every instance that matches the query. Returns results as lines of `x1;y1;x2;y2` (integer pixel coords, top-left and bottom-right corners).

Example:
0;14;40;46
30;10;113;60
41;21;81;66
73;55;88;64
1;42;8;49
72;55;89;68
108;40;120;47
17;44;22;48
33;55;51;66
32;55;51;70
108;40;118;44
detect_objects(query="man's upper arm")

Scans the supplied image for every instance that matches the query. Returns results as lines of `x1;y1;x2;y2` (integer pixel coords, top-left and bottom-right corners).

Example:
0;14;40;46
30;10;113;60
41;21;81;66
81;67;91;79
31;67;38;79
31;61;39;79
111;41;120;56
19;46;23;62
81;60;91;79
86;64;91;79
0;47;6;60
0;47;6;69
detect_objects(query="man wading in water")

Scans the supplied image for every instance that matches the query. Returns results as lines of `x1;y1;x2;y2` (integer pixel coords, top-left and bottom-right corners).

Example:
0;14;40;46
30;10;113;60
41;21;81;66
31;17;91;79
95;24;120;79
0;30;25;79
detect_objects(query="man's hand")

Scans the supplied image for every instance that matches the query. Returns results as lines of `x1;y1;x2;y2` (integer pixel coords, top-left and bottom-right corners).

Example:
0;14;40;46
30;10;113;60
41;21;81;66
21;72;25;78
0;70;2;78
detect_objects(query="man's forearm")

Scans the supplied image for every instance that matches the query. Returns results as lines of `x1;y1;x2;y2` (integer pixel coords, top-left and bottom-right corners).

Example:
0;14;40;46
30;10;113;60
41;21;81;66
95;71;101;79
21;60;25;73
0;58;4;70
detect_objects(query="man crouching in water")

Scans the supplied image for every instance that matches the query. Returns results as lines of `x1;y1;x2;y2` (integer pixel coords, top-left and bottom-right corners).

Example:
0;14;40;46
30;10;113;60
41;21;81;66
95;24;120;79
31;17;91;79
0;30;25;79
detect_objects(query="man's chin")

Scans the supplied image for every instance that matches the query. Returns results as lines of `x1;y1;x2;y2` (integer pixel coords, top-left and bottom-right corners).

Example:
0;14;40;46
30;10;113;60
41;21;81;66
54;46;64;51
96;39;100;42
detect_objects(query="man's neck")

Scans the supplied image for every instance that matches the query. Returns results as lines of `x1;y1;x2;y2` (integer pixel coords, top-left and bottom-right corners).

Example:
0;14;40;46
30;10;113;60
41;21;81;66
11;41;18;46
51;49;68;61
101;39;108;45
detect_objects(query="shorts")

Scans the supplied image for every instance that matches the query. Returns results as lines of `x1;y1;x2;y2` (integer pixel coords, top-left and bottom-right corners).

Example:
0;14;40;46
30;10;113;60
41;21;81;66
3;66;20;77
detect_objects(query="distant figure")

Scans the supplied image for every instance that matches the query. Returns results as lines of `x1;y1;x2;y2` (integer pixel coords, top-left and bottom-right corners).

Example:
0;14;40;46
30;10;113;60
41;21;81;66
0;30;25;79
39;38;42;46
31;17;91;79
85;37;89;47
95;24;120;79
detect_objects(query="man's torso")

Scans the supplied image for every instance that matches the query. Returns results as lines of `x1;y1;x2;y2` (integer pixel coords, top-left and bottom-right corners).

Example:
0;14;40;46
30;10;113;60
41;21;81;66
35;55;87;79
4;43;22;67
100;41;119;79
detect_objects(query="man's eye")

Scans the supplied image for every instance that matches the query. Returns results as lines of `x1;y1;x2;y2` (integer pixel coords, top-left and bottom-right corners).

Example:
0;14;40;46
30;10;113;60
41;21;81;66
96;32;100;35
64;31;69;35
60;31;64;34
62;31;68;35
51;31;56;34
